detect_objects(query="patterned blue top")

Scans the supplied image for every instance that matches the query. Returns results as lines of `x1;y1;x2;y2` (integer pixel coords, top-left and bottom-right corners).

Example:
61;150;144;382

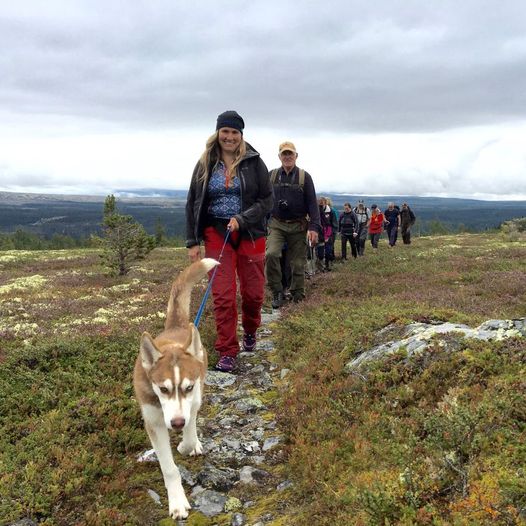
207;162;241;219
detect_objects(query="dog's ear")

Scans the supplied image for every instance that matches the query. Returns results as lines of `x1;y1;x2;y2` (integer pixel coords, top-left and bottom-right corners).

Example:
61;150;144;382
140;332;162;371
186;323;204;362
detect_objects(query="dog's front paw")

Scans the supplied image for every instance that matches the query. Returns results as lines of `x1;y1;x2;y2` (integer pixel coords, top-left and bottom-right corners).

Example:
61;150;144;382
177;438;203;457
169;491;191;520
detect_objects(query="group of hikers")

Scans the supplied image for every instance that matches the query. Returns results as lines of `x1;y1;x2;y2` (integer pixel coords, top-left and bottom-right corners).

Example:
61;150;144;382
310;197;417;271
185;110;416;372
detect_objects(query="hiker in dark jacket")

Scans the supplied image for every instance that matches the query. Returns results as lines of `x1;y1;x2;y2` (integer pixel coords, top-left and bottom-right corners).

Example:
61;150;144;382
399;202;416;244
353;201;370;256
185;110;273;372
339;202;359;259
383;202;400;247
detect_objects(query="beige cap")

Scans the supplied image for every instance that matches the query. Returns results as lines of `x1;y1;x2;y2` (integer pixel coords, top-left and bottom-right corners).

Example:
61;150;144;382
278;141;297;155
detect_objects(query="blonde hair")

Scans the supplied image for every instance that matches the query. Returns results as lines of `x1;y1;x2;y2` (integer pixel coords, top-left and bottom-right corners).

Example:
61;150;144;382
197;132;247;184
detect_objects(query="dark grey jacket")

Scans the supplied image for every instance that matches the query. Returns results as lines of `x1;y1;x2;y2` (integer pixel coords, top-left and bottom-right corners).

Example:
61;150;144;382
185;143;273;248
269;166;321;231
339;211;359;234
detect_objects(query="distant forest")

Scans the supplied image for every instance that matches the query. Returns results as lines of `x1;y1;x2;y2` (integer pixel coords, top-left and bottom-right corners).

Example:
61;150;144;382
0;191;525;243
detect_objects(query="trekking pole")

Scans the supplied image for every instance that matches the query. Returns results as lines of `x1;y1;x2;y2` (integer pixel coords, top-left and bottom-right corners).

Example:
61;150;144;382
308;239;315;276
193;228;231;329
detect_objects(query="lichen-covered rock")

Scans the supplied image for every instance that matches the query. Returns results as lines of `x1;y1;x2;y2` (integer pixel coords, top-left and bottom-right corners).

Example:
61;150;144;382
346;318;526;370
192;489;228;517
205;370;237;388
196;464;238;491
262;436;281;451
224;496;243;512
231;511;246;525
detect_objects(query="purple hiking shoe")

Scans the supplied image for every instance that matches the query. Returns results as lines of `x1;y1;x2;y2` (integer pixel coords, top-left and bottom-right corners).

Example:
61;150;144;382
242;333;257;352
215;355;236;373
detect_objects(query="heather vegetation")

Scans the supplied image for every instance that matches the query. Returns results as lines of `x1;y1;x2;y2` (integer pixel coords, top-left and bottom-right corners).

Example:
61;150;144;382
0;223;524;525
273;225;526;525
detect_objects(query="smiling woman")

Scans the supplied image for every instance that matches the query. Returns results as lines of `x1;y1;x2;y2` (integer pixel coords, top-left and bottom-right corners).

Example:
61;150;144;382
185;110;273;372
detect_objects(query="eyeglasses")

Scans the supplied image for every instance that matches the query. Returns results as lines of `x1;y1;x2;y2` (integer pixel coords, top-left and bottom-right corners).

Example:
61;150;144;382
280;151;296;157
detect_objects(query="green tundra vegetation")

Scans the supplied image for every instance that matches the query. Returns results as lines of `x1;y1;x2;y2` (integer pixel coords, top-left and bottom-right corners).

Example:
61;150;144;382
0;224;525;525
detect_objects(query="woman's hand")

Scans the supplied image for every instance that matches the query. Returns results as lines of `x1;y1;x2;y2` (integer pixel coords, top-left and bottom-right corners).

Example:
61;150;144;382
227;217;240;231
188;245;201;262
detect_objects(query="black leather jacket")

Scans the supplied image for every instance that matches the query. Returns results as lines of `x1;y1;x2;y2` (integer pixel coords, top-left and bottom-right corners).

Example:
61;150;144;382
185;143;273;248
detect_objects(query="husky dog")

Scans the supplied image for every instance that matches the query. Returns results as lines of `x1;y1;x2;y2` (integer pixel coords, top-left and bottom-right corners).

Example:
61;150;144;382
133;258;219;519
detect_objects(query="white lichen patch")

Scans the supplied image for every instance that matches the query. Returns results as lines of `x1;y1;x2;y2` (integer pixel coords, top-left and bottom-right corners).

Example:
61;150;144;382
92;316;110;324
77;294;108;301
0;254;19;263
9;322;39;336
128;295;147;304
54;269;82;277
0;275;47;295
105;279;142;293
134;267;155;274
131;312;165;323
0;249;96;266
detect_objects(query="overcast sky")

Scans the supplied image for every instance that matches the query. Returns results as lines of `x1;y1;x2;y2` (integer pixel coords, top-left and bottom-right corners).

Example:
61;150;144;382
1;1;526;200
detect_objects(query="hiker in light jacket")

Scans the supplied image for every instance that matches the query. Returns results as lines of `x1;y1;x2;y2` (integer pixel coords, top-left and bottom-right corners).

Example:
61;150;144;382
353;201;370;256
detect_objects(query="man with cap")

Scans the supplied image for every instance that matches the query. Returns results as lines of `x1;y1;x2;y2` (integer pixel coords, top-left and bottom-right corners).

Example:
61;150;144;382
266;142;320;307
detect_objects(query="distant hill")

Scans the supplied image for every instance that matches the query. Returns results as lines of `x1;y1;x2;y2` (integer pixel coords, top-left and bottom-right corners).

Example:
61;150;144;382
0;190;524;239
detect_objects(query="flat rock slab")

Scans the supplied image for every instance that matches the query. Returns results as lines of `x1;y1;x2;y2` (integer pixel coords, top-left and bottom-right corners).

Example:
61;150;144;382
347;318;526;370
205;370;237;388
192;489;228;517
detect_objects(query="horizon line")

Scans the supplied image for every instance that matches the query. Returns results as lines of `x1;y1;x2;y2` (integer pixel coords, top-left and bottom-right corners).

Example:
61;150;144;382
1;188;526;203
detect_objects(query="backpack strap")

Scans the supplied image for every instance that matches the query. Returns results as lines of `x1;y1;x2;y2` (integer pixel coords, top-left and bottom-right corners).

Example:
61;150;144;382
270;168;305;188
298;168;305;188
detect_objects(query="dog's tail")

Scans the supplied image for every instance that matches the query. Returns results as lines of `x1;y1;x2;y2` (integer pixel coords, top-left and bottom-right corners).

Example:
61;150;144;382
165;258;219;330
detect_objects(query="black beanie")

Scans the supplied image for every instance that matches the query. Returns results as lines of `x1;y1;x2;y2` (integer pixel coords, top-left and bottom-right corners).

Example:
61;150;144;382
216;110;244;134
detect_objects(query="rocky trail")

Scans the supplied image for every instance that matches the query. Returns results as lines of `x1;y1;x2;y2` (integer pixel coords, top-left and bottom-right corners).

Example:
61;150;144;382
138;309;291;526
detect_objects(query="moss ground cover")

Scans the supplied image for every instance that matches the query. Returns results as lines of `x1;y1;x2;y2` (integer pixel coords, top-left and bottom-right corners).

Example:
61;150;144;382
0;232;524;525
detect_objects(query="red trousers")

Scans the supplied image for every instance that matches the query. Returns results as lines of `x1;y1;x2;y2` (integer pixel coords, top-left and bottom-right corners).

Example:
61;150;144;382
204;227;265;358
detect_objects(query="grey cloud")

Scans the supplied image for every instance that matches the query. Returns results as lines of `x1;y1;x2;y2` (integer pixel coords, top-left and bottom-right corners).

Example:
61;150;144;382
2;1;526;132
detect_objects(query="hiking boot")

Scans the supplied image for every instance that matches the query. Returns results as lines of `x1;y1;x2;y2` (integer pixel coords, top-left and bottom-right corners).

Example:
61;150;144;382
292;292;305;303
215;355;236;373
242;333;256;352
272;291;284;309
